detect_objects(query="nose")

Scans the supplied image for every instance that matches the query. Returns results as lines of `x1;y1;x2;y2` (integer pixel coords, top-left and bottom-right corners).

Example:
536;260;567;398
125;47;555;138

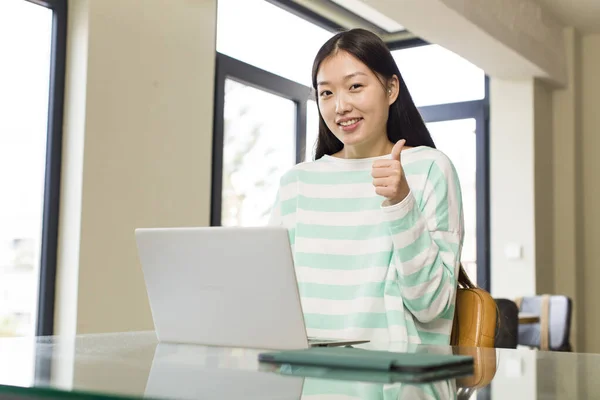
335;93;352;114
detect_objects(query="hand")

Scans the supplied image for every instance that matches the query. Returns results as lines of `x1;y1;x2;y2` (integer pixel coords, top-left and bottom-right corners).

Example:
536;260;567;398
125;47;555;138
371;139;411;206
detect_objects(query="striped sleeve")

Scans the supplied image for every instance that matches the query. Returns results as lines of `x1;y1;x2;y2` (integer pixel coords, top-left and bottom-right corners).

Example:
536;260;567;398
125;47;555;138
269;168;296;227
268;172;298;248
382;154;464;323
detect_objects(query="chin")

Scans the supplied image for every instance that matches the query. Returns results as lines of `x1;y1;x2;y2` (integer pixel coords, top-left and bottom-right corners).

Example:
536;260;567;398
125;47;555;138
338;133;368;147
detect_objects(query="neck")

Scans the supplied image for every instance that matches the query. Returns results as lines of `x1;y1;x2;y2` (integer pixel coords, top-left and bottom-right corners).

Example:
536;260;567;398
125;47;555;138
336;136;394;159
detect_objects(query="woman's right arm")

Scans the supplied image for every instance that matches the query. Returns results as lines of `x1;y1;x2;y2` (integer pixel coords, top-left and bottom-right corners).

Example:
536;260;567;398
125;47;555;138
268;172;298;251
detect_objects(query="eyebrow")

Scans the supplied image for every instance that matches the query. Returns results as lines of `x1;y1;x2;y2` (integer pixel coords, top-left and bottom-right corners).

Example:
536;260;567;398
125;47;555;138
317;72;367;86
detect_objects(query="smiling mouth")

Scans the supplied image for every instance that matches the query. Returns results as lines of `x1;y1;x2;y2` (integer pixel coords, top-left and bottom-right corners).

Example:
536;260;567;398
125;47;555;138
338;118;362;127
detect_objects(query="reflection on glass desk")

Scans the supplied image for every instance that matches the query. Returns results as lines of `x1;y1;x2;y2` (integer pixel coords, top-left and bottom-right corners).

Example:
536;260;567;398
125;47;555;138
0;331;597;399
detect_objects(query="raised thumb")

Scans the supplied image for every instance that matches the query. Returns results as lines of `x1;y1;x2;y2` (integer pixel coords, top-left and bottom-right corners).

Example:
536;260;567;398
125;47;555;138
391;139;406;160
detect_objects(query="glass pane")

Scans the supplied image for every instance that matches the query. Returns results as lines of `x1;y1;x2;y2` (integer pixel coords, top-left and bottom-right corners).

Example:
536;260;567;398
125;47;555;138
217;0;333;87
305;100;319;162
0;0;53;338
392;45;485;107
426;119;477;282
222;79;296;226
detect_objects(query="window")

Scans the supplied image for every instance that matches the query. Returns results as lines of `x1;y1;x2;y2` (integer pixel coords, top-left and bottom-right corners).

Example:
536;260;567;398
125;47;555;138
221;79;296;227
217;0;333;86
213;0;328;226
212;55;312;226
392;44;485;107
0;0;67;337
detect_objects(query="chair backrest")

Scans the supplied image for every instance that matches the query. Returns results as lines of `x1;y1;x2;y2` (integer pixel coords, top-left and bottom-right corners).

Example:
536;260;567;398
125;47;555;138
451;287;497;348
494;298;519;349
514;295;572;351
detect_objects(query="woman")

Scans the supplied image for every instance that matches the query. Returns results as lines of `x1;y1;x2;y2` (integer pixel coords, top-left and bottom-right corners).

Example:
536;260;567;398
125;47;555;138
269;28;466;345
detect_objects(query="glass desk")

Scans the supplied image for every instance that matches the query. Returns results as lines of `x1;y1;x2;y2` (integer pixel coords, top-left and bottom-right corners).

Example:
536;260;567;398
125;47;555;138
0;331;597;399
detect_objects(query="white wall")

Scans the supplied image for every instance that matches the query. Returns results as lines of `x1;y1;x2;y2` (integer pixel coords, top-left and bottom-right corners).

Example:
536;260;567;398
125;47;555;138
551;27;582;350
54;0;90;341
533;79;555;295
490;78;537;299
486;27;600;357
580;33;600;353
54;0;217;335
542;29;600;354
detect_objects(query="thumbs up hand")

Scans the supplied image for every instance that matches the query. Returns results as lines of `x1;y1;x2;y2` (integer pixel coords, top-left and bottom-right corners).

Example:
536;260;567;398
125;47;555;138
371;139;411;206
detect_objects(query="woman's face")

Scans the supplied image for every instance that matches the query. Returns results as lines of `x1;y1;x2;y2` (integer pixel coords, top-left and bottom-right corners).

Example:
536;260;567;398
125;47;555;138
316;50;398;151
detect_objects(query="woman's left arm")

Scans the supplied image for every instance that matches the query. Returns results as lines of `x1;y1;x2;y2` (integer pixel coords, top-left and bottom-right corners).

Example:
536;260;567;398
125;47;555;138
375;148;464;323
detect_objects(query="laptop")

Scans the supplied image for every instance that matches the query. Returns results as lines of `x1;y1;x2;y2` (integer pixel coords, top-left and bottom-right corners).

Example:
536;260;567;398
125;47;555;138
135;226;369;350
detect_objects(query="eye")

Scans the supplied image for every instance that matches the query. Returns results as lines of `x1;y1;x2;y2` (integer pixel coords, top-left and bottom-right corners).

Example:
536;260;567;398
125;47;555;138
350;84;363;90
319;90;332;97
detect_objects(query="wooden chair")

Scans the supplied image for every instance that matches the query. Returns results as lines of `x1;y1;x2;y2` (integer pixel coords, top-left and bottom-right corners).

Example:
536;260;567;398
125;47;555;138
494;298;519;348
514;295;573;351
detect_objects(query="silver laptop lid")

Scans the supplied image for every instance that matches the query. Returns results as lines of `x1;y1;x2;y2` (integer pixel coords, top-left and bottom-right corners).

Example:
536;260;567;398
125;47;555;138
135;226;309;350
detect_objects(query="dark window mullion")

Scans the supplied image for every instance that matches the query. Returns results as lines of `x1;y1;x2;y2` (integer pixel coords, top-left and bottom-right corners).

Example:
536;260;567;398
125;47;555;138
36;0;67;337
210;57;227;227
478;77;491;292
25;0;69;388
296;101;307;163
418;100;485;123
474;111;490;292
217;53;311;104
386;38;430;51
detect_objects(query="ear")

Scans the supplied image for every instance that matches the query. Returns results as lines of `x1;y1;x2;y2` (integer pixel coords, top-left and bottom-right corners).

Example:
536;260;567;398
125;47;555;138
387;75;400;106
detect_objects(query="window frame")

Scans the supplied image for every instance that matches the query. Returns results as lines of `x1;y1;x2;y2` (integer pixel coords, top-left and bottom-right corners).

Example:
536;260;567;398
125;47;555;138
19;0;68;337
211;53;313;227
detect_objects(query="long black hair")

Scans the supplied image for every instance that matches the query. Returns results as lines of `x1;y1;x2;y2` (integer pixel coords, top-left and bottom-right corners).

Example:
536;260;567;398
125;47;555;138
311;29;436;159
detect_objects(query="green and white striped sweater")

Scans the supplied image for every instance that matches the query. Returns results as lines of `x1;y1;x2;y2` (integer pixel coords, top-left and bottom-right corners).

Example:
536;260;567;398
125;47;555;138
269;146;464;345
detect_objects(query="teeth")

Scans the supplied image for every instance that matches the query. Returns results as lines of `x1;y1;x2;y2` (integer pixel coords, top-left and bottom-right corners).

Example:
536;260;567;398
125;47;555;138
339;118;360;126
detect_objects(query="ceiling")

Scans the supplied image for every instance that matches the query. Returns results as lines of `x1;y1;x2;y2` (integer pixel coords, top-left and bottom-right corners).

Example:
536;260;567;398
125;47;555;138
329;0;405;32
536;0;600;33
